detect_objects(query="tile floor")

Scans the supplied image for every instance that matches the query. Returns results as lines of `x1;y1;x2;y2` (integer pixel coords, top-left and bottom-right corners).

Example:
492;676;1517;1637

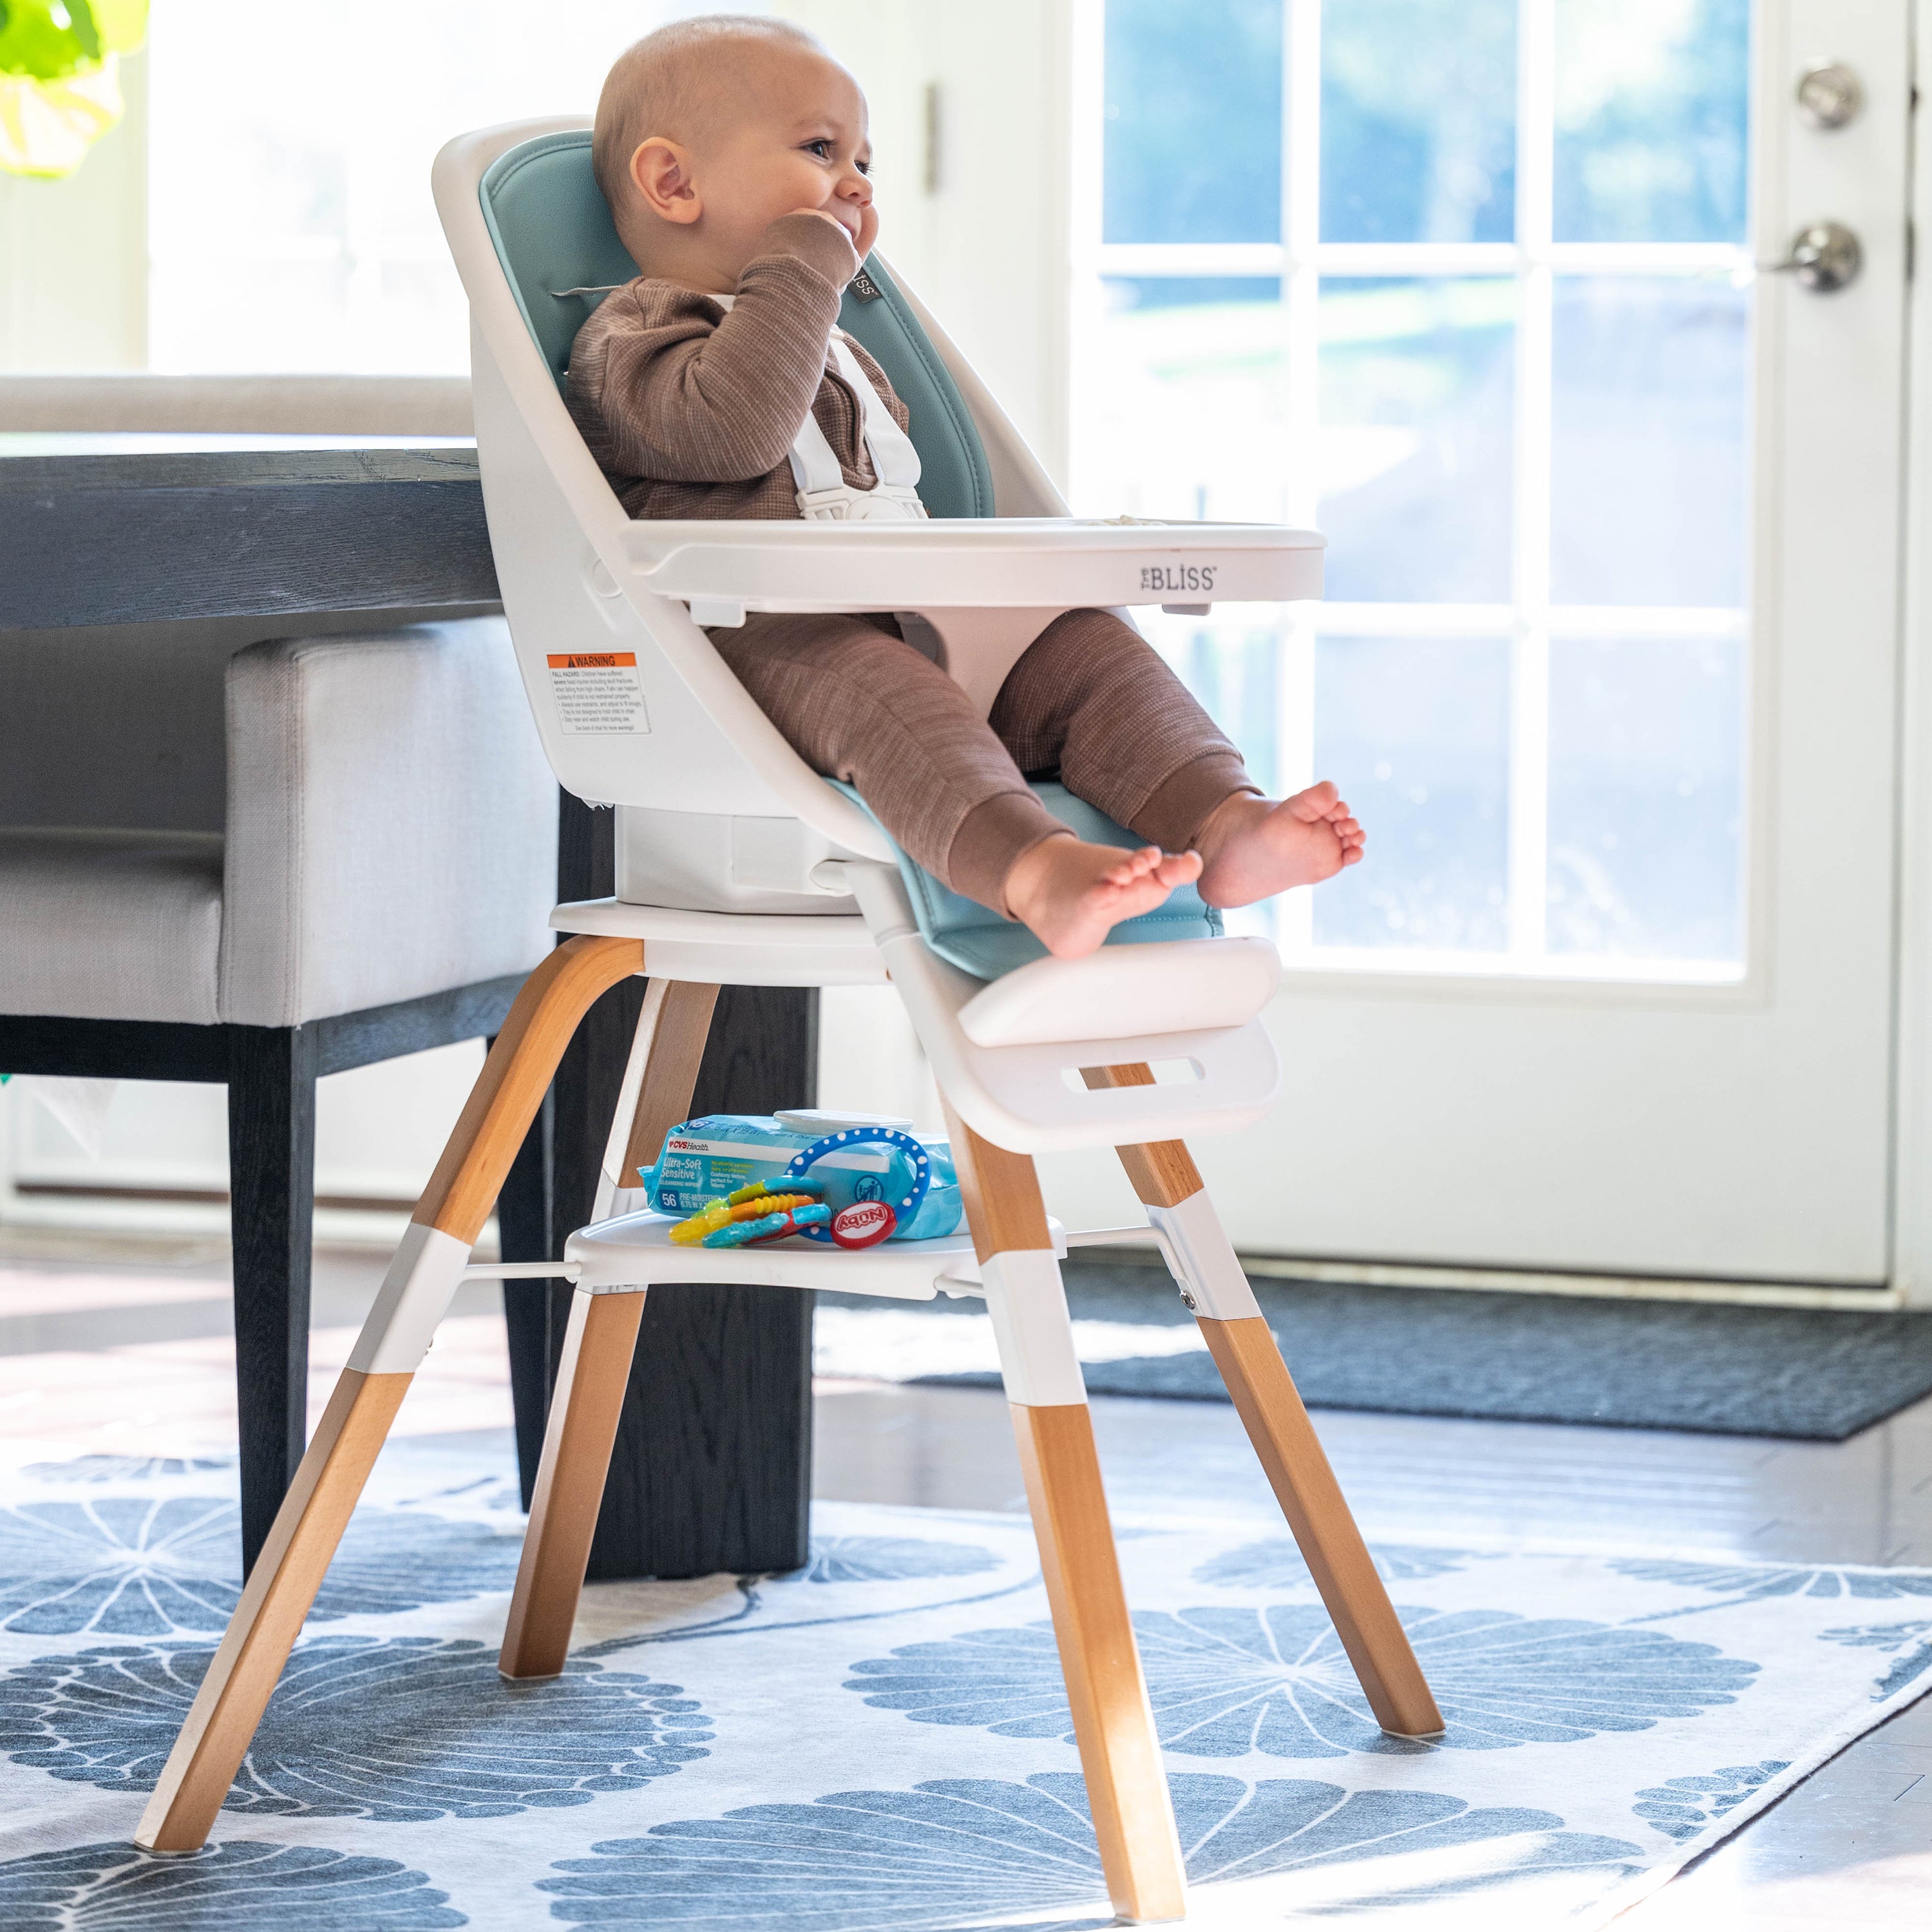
0;1232;1926;1927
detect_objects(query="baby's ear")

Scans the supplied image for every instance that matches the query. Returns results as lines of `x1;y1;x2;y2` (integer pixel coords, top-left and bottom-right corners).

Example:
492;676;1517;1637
630;137;702;225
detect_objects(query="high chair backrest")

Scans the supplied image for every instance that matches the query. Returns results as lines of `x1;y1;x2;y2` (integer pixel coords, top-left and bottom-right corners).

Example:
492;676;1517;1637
434;117;1058;880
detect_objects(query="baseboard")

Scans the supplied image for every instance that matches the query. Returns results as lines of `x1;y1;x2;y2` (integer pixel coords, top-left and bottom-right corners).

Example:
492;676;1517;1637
1068;1244;1904;1312
0;1186;450;1255
11;1180;418;1216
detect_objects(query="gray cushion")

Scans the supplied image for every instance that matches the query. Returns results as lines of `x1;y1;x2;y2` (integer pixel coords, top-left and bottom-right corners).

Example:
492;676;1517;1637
0;828;225;1023
0;618;557;1030
219;619;557;1027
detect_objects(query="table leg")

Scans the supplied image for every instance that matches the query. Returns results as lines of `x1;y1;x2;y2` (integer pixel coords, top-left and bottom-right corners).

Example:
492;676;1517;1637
543;793;815;1579
227;1023;318;1577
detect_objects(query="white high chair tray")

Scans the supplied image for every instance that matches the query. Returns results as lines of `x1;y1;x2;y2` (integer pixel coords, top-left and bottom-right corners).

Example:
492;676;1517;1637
618;516;1324;615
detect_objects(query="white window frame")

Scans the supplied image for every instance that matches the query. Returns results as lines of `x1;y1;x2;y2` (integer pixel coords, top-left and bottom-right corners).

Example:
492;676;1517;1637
1067;0;1761;989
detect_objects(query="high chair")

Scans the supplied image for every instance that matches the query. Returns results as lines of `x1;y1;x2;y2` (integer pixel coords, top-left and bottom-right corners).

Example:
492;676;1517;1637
133;118;1443;1922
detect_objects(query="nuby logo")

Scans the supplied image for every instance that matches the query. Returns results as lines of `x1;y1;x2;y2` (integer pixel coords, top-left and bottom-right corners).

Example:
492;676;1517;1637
831;1200;896;1249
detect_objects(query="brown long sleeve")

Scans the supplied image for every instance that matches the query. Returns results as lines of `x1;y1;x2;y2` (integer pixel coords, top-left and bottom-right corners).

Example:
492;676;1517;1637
566;213;1258;918
567;214;911;522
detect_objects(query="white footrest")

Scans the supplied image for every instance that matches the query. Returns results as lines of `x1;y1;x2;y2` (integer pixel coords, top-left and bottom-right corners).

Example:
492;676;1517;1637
958;936;1280;1046
564;1210;1068;1300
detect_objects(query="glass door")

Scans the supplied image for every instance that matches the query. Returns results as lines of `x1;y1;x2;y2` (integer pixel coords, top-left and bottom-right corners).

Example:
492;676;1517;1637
1066;0;1910;1285
1079;0;1751;974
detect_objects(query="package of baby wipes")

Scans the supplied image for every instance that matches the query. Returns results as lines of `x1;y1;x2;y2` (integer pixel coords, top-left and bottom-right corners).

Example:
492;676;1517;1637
638;1109;961;1242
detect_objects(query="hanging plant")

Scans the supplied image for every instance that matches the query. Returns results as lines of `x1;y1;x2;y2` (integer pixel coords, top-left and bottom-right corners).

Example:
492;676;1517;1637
0;0;148;180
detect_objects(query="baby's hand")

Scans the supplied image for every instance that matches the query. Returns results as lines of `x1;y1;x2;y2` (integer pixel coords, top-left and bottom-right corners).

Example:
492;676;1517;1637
788;205;875;260
789;206;854;236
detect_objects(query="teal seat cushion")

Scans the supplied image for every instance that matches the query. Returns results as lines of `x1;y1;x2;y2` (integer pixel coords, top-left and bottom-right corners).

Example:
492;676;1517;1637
477;130;994;518
832;781;1222;980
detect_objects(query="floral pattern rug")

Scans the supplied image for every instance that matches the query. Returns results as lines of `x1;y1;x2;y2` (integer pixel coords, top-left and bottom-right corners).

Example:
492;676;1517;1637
0;1432;1926;1929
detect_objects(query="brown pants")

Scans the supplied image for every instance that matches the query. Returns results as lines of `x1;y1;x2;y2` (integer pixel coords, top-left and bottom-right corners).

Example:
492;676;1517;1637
712;606;1256;913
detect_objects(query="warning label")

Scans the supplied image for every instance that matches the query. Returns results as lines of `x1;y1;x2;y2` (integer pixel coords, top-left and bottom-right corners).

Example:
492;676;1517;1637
546;652;650;735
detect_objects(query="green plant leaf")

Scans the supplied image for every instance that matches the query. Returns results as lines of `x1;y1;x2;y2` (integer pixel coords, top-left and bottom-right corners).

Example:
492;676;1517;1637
0;0;101;83
84;0;147;56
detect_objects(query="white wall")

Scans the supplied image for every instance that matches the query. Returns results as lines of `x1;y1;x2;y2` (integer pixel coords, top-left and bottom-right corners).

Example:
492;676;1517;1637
782;0;1074;482
0;53;147;371
0;1044;486;1245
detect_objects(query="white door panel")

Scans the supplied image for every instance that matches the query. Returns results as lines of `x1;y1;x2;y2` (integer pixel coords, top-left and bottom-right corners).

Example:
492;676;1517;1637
1202;981;1894;1279
1058;0;1911;1287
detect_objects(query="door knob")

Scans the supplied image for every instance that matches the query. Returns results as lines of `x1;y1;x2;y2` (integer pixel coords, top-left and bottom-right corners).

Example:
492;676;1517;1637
1795;62;1864;131
1759;221;1862;293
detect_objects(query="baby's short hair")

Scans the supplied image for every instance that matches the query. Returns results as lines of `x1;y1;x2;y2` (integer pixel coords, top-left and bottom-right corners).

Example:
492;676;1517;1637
592;14;825;213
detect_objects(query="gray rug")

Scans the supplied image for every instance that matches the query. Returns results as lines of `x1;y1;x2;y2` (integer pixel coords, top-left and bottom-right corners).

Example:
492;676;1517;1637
819;1262;1932;1440
6;1439;1930;1930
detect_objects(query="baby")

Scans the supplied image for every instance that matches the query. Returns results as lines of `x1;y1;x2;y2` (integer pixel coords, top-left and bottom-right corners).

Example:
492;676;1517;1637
571;15;1363;957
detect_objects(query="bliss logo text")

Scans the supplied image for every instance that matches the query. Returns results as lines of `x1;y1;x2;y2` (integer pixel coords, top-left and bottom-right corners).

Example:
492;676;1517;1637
1139;563;1217;594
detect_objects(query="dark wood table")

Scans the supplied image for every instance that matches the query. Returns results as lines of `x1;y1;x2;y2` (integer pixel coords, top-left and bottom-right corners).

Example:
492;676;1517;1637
1;432;813;1579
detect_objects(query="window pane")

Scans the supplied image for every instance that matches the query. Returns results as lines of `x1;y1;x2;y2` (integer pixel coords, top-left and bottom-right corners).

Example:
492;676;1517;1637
1321;0;1517;243
149;261;356;375
1548;637;1743;960
1143;612;1282;793
1549;277;1748;607
148;0;654;374
1085;279;1287;520
1103;0;1282;243
1313;638;1511;951
1554;0;1751;243
1318;278;1515;602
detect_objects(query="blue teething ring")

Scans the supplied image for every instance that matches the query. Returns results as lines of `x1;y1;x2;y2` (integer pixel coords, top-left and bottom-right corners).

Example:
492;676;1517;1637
782;1128;931;1244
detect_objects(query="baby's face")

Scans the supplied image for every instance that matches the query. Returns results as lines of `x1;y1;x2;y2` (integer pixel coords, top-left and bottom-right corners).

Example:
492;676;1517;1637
635;45;876;285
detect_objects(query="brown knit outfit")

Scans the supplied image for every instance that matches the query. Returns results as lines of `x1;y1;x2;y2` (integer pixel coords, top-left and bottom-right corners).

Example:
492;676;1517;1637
569;213;1255;913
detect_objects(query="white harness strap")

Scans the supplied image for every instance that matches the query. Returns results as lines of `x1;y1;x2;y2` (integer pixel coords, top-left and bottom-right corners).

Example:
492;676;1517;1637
714;294;927;522
789;336;927;522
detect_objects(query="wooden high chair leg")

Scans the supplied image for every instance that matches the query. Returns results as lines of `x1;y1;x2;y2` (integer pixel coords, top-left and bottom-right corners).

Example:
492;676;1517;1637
1084;1065;1444;1742
134;936;647;1854
500;978;719;1680
945;1104;1187;1926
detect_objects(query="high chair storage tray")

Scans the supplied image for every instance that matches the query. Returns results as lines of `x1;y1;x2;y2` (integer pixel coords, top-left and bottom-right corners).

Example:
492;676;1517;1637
563;1211;1011;1300
618;515;1326;619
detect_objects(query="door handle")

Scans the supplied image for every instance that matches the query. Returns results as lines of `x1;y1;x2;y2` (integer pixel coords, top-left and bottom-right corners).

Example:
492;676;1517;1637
1795;62;1864;131
1758;222;1862;293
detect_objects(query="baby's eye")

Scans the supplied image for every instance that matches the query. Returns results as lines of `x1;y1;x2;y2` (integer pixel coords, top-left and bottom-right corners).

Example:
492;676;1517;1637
804;138;833;159
856;158;871;176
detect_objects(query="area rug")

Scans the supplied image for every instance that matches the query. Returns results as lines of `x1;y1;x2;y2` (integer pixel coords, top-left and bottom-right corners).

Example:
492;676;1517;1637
0;1435;1927;1929
815;1262;1932;1441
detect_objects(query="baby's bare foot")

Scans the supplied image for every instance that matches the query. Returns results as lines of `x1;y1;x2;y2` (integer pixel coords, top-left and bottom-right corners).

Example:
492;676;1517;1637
1194;782;1365;908
1005;835;1205;960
